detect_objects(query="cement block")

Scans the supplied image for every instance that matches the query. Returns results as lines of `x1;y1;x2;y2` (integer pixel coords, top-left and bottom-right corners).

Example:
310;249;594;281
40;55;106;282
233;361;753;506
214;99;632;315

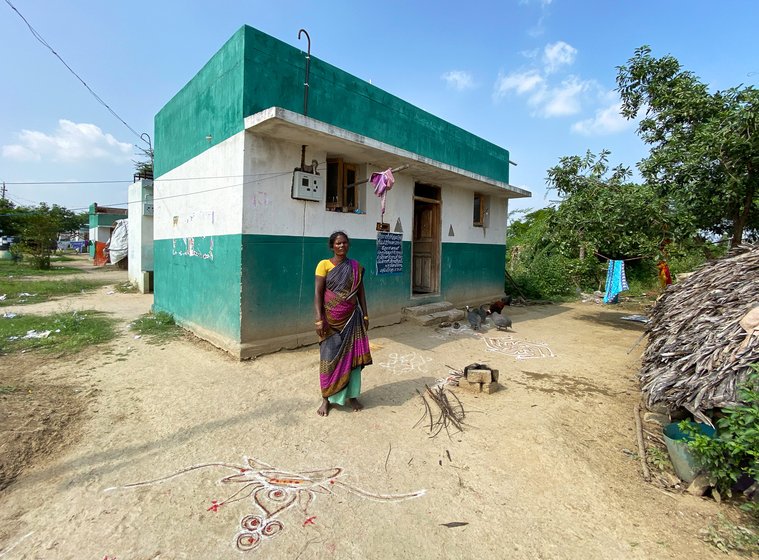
458;380;481;393
481;382;500;394
466;369;492;384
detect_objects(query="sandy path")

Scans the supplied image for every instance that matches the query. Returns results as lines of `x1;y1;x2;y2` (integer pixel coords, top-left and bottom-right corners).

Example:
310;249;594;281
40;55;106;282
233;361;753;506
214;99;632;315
0;299;726;559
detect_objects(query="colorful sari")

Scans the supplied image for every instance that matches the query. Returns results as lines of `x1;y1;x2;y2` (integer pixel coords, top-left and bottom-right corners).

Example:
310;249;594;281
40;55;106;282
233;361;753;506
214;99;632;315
319;259;372;398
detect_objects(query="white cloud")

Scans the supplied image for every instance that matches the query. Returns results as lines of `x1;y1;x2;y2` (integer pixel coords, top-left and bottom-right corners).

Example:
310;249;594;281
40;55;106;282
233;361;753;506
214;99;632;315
572;100;635;136
1;144;40;161
494;70;544;99
536;76;590;117
441;70;475;91
2;120;133;163
543;41;577;73
519;0;552;6
495;70;592;118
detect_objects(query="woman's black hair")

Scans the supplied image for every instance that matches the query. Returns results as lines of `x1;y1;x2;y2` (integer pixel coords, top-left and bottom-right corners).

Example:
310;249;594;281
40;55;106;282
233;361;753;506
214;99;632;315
329;231;350;249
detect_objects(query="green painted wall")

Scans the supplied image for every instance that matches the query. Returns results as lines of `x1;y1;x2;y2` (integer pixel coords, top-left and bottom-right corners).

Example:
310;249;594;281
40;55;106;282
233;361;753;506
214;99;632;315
441;243;507;302
242;26;509;184
153;235;243;342
155;25;510;183
240;235;411;340
238;234;504;342
154;28;247;177
153;232;504;346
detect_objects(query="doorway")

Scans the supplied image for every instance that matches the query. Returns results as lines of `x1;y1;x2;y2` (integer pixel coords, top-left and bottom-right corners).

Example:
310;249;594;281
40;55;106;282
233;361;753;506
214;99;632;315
412;183;441;294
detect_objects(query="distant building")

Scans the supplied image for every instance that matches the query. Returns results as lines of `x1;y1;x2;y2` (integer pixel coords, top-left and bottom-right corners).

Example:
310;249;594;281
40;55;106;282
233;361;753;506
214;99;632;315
88;203;127;264
153;25;530;358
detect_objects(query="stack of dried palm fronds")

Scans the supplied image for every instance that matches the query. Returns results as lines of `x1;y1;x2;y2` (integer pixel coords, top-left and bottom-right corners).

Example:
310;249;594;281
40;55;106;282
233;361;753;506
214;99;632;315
640;244;759;420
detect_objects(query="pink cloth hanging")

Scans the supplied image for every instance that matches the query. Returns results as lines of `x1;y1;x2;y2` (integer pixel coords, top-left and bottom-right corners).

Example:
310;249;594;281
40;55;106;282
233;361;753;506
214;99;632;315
370;168;395;216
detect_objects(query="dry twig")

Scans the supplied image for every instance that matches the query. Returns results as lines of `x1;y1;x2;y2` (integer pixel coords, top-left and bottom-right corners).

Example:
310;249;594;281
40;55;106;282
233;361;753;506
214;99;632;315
414;384;467;439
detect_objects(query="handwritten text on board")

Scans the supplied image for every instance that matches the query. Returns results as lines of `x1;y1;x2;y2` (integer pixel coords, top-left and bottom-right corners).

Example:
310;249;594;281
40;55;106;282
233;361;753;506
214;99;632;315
376;232;403;275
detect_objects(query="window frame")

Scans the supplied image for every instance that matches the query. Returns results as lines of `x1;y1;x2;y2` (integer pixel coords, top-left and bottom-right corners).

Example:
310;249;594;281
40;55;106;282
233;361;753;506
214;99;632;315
326;157;360;213
473;192;486;227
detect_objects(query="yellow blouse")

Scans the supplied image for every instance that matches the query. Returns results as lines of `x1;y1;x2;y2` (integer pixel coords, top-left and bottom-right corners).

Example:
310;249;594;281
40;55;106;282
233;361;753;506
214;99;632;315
315;259;335;277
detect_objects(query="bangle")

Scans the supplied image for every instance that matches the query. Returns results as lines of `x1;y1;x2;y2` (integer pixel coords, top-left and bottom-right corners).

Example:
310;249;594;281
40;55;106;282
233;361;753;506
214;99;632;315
363;316;369;320
315;320;323;325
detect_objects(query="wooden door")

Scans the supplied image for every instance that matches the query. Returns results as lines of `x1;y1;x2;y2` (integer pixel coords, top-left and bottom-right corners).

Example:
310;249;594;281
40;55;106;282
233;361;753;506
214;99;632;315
412;202;439;293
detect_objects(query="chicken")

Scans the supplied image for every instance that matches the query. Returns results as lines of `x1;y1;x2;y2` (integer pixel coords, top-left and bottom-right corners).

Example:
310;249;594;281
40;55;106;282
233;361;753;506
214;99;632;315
490;310;512;331
465;305;482;331
489;295;513;315
476;304;491;322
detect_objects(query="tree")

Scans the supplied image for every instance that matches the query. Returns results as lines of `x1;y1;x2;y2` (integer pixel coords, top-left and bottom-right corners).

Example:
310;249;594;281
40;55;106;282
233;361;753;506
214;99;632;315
0;199;22;238
617;46;759;245
16;203;72;269
546;150;687;260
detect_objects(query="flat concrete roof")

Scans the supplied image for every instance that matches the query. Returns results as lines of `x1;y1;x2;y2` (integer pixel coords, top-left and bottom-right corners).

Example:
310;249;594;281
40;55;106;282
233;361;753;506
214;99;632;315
244;107;531;199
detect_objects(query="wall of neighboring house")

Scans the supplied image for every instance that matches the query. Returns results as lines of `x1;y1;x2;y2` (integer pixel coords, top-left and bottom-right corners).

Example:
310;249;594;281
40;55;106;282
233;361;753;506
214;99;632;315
127;180;155;293
88;206;127;257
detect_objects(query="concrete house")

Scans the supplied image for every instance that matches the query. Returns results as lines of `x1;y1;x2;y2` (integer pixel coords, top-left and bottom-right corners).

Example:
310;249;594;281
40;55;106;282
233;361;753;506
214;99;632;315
153;25;530;358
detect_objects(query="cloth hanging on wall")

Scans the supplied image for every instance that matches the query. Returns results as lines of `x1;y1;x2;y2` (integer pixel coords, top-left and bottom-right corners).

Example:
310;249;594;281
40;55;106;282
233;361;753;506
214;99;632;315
370;168;395;217
603;259;629;304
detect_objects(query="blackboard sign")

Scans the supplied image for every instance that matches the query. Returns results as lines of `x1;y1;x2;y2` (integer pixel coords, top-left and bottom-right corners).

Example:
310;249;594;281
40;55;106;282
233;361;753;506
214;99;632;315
376;232;403;275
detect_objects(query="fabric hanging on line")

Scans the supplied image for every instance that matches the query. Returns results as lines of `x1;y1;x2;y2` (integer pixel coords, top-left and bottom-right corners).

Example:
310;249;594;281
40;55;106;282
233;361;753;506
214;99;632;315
370;168;395;216
657;261;672;287
603;259;629;304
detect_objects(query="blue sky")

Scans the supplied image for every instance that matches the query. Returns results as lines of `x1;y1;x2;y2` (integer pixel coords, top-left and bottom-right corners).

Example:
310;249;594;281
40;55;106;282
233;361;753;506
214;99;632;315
2;0;757;217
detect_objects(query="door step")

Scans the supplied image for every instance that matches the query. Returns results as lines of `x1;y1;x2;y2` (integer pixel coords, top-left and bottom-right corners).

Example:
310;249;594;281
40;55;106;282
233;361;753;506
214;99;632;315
402;301;465;326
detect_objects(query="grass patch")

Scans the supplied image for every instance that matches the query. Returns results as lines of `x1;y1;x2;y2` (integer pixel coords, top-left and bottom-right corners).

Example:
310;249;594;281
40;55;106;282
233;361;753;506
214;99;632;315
0;310;118;355
130;312;182;344
0;385;18;394
0;278;109;306
0;259;79;278
115;281;139;293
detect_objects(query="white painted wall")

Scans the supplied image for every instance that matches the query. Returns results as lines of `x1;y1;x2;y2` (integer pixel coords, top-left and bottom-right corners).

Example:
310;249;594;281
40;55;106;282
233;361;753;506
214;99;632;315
242;133;419;242
157;130;508;247
91;226;111;244
154;132;245;240
127;180;154;293
440;185;508;245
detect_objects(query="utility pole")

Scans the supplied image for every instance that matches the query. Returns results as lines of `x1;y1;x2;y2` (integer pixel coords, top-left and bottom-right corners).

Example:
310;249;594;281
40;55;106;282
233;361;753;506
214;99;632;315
1;182;6;200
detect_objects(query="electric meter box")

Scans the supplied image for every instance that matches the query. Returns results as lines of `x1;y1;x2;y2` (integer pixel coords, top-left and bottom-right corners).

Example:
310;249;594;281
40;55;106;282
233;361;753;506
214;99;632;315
292;171;324;202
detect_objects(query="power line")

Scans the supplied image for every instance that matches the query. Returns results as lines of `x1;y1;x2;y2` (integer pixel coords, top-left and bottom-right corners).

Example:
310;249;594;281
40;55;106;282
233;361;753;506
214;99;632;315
0;170;296;215
2;171;297;186
3;0;147;146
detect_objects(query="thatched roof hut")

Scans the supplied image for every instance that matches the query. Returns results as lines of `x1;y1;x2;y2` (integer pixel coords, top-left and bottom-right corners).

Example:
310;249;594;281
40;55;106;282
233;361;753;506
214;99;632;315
640;244;759;422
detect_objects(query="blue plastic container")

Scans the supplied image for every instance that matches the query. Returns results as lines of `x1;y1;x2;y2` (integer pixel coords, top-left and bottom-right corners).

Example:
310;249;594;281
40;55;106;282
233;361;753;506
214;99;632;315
662;421;716;483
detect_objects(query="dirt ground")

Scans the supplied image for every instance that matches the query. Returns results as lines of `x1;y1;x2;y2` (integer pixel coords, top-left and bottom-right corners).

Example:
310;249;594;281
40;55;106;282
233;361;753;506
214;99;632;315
0;259;734;559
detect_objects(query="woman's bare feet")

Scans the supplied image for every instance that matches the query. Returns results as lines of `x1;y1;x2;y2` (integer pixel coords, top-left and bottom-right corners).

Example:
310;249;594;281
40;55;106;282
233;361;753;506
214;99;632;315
317;398;330;417
349;398;363;412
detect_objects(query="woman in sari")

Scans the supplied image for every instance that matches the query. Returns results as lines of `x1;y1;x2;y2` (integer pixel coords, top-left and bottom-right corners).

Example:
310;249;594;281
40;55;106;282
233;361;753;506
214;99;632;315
314;231;372;416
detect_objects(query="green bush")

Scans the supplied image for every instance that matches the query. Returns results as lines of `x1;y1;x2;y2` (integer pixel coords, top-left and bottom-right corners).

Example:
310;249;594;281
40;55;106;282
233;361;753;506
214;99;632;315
684;366;759;519
510;251;576;300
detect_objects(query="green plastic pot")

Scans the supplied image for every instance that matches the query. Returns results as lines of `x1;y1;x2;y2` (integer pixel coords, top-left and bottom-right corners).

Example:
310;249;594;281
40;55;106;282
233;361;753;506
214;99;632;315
662;421;716;483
